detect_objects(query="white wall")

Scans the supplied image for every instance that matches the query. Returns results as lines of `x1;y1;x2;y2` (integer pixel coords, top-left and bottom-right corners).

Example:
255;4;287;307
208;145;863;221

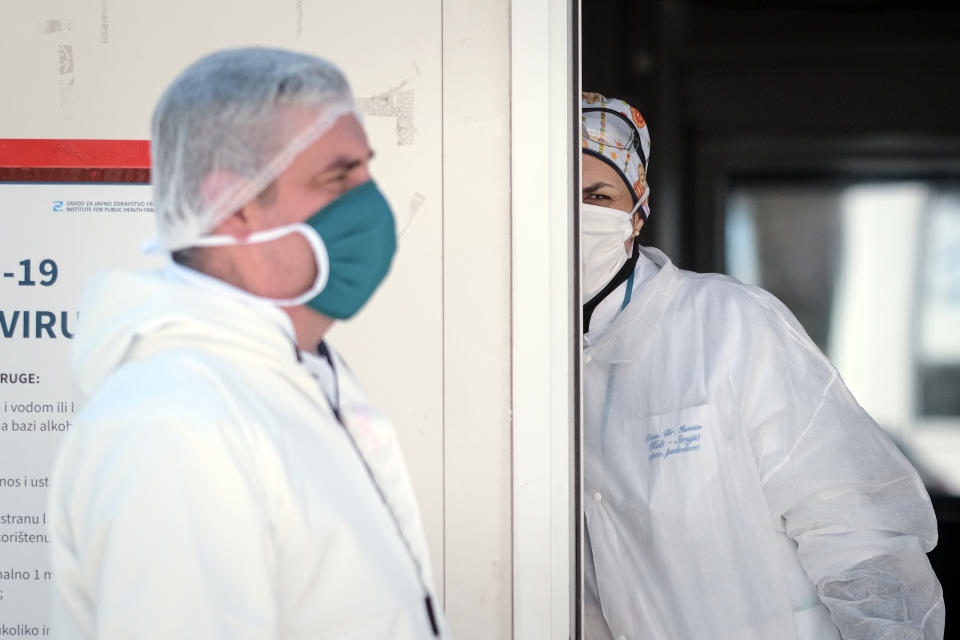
438;0;514;635
0;0;514;636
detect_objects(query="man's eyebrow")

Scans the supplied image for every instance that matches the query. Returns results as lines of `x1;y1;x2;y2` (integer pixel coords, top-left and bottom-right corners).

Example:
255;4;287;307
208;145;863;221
314;149;376;177
583;181;616;193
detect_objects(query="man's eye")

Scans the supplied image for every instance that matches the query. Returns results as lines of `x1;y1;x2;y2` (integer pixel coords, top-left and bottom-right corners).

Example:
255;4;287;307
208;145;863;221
313;173;347;188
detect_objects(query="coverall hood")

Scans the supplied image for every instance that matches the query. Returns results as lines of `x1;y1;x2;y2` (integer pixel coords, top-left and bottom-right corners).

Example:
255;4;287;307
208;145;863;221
72;266;297;399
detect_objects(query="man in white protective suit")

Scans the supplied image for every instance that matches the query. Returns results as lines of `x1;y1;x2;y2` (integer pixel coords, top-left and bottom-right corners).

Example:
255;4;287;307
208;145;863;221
579;92;944;640
47;48;448;639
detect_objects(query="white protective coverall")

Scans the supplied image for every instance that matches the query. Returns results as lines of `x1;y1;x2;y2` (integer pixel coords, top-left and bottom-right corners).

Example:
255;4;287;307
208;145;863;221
48;264;447;640
583;246;944;640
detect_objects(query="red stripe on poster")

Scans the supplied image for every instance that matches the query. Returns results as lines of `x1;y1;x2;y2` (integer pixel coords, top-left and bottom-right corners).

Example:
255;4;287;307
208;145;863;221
0;167;150;183
0;139;150;169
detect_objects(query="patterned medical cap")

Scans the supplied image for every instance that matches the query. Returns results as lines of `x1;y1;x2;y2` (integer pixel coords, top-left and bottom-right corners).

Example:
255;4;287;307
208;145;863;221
581;92;652;218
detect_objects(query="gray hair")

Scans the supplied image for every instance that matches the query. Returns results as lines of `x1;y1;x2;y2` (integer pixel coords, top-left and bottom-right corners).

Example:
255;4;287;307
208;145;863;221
151;47;355;251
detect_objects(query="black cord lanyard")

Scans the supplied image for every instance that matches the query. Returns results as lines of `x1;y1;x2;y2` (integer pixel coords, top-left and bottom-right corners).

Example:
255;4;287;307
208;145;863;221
584;237;641;334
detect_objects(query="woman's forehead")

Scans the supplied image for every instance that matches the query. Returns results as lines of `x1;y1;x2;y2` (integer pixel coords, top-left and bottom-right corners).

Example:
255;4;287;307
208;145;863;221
583;153;624;183
582;154;632;198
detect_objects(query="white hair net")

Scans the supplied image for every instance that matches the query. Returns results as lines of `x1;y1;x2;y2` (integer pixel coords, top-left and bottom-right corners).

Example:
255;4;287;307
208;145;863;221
151;47;356;251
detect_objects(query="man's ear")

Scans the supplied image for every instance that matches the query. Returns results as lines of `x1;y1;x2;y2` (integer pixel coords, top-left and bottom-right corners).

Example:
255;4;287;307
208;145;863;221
210;209;252;241
201;170;251;240
201;169;244;209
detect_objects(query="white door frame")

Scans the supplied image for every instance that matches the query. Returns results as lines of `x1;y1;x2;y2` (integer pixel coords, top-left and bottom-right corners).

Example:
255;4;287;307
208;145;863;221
511;0;581;636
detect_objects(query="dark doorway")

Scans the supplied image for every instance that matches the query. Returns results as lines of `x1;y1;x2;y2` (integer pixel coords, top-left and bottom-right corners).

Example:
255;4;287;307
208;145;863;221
583;0;960;632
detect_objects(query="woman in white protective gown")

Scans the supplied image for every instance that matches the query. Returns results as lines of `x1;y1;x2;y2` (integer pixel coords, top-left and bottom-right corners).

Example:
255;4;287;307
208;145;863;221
578;92;944;640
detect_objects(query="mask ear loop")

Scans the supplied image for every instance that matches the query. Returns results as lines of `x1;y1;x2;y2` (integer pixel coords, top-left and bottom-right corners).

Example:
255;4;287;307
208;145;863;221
178;223;331;307
627;196;645;236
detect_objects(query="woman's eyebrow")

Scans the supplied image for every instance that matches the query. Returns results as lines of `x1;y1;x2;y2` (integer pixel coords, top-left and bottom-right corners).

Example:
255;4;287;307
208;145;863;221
583;181;616;193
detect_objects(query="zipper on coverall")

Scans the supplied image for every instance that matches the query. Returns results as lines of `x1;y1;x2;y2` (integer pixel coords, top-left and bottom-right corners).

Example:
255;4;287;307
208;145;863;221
314;342;441;637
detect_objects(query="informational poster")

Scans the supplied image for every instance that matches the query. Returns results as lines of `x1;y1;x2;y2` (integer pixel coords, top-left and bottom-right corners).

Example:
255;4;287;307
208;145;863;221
1;176;159;634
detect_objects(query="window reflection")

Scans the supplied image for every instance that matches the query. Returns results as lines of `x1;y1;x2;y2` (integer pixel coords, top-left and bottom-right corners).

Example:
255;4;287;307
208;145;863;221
920;190;960;418
725;180;960;495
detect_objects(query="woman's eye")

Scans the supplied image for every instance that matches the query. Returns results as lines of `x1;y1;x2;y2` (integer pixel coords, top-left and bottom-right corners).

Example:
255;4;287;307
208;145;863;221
588;193;610;200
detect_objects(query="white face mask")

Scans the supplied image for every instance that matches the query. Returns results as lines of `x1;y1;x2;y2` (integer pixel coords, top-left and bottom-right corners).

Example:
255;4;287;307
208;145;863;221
581;200;641;304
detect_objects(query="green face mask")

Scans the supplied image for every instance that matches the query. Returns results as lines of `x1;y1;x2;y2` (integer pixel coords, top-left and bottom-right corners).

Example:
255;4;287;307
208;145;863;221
302;180;397;319
193;180;397;319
